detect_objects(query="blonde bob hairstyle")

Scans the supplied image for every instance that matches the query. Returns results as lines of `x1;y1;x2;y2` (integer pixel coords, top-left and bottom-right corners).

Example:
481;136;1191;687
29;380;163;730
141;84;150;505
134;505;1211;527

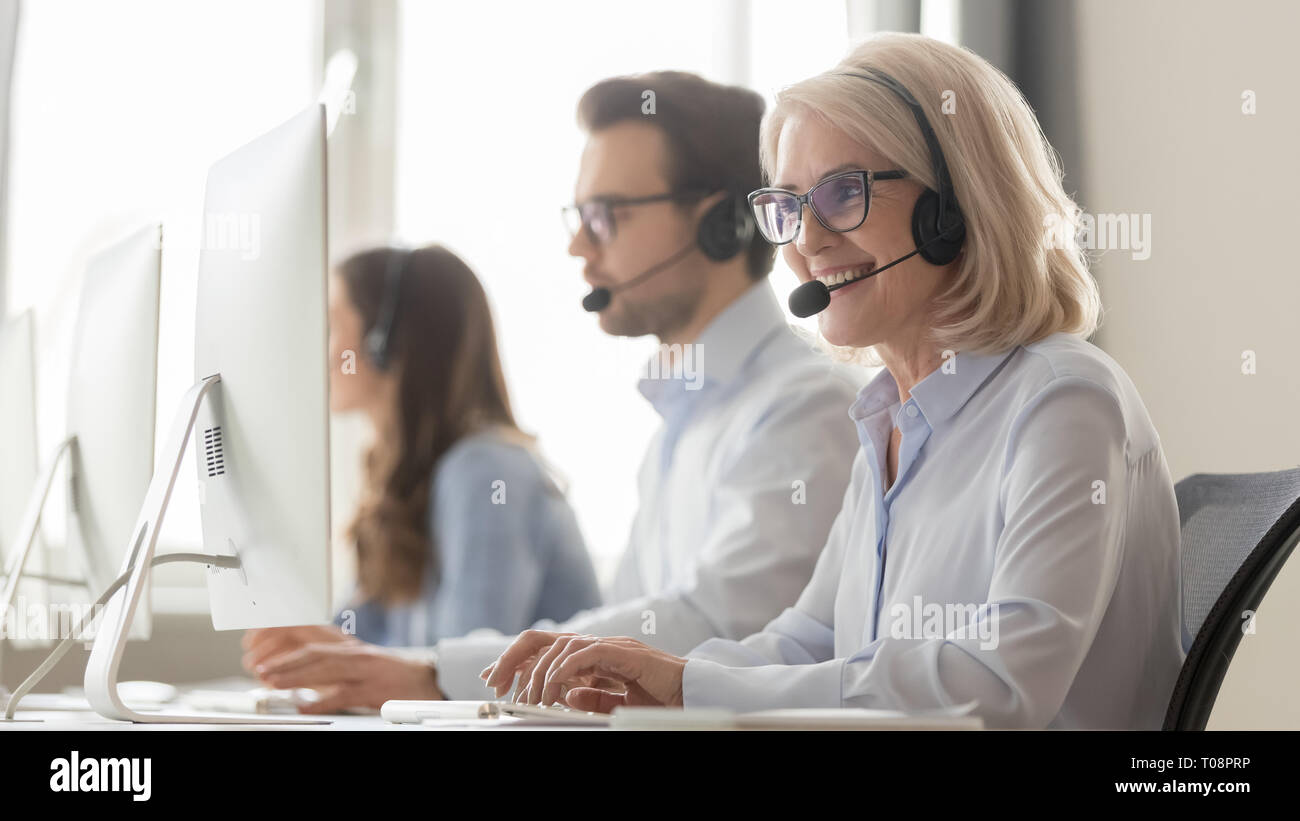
763;33;1100;356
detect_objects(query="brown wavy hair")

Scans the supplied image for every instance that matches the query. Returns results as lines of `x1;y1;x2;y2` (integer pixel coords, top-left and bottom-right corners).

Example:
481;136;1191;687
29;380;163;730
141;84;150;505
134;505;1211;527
339;245;522;605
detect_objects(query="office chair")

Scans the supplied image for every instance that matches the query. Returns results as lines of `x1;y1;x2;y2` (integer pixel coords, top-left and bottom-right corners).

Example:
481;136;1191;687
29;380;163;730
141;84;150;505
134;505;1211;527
1163;467;1300;730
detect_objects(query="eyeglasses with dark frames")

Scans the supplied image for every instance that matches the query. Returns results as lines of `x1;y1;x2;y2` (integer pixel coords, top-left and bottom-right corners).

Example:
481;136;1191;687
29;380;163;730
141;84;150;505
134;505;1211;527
747;169;907;246
562;190;707;246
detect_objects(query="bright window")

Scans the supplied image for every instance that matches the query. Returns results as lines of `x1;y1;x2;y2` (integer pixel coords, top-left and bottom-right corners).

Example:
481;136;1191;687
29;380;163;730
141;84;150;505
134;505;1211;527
6;0;316;602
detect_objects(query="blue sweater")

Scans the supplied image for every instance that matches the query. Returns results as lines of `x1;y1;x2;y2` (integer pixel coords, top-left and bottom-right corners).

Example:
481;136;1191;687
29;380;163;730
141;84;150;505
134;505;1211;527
339;432;601;646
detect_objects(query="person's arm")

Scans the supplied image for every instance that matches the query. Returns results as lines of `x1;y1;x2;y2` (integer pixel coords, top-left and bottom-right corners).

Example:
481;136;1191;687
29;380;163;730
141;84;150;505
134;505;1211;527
682;454;861;668
565;387;859;645
436;385;860;699
484;469;863;705
246;440;566;708
681;378;1136;726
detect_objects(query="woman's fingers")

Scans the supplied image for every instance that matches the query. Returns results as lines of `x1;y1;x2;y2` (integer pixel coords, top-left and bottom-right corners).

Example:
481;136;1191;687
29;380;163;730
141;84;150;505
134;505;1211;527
482;630;574;696
241;631;301;671
541;638;686;707
524;635;595;704
257;644;356;688
588;675;626;693
519;637;572;703
242;625;347;672
296;683;357;715
539;643;627;705
486;635;685;709
564;687;627;714
482;630;561;689
504;653;542;702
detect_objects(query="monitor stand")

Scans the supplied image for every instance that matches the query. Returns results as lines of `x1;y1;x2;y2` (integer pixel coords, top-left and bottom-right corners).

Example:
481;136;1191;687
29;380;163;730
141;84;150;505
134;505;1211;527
82;375;326;725
0;437;75;641
2;436;103;720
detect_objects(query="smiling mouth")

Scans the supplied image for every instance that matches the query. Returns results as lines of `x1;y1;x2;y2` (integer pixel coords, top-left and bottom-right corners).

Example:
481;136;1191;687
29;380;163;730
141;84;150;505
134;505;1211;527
813;263;876;293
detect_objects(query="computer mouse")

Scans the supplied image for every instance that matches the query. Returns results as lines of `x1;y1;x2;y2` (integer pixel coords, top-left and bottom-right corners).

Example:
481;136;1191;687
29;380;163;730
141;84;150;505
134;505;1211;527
118;680;179;705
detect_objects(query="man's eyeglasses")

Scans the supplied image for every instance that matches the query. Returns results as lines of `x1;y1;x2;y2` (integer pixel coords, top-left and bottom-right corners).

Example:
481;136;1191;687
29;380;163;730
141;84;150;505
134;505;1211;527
747;169;907;246
562;190;705;246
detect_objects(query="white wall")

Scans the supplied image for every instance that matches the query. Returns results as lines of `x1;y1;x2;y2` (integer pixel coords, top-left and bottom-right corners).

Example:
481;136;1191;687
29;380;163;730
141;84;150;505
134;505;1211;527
1075;0;1300;728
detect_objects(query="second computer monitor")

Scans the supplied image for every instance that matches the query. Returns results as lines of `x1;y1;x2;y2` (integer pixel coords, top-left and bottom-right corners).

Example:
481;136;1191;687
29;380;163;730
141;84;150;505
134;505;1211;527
66;224;162;636
193;103;332;630
0;309;38;559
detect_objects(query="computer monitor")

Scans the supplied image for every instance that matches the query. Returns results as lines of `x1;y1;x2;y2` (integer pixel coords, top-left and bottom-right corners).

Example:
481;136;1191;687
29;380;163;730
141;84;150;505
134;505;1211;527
0;227;160;647
0;310;38;561
84;104;332;723
0;309;41;647
193;103;332;630
66;224;161;636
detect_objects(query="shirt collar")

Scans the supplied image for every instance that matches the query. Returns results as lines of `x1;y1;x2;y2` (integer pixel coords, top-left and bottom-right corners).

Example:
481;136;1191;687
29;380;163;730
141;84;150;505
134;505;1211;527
637;282;787;415
849;346;1018;427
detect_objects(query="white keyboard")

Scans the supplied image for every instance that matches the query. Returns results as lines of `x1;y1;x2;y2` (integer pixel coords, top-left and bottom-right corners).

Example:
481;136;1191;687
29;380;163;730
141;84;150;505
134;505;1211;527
380;699;609;726
497;702;609;725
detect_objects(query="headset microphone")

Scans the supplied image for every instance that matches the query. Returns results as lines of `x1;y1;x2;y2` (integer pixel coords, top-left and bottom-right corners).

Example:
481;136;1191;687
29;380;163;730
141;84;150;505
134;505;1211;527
580;285;613;313
787;225;961;319
582;243;697;313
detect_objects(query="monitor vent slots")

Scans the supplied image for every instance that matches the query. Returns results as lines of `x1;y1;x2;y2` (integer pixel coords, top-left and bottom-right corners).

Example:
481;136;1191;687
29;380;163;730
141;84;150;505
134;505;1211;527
203;426;227;477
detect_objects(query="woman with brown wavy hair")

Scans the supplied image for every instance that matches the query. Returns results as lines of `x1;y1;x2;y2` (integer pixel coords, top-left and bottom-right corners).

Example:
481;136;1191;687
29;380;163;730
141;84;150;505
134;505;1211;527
247;245;600;666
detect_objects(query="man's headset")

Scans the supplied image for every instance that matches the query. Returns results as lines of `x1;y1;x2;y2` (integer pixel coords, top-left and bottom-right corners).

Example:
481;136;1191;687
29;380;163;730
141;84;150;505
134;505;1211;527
787;67;967;318
364;247;414;370
581;192;756;312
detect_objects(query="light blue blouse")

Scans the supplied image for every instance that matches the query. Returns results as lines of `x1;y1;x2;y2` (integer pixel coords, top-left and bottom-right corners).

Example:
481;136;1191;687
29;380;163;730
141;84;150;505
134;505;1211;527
683;333;1185;729
339;432;601;646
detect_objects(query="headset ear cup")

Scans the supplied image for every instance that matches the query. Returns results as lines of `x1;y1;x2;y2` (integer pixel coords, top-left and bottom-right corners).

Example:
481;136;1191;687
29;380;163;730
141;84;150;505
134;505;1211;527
697;196;746;262
911;188;965;266
364;327;388;370
366;246;413;371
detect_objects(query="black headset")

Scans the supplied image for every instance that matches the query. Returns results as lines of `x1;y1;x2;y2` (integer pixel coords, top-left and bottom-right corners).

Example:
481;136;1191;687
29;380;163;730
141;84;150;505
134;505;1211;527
363;247;413;370
841;68;966;266
696;191;755;262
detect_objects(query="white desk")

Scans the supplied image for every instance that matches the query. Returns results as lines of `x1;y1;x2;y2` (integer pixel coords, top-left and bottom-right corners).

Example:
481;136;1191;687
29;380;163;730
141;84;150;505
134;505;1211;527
1;687;983;730
3;708;982;731
0;710;599;730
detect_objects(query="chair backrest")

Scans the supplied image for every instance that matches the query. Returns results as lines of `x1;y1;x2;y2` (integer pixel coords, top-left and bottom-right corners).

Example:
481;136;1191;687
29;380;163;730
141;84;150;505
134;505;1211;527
1164;467;1300;730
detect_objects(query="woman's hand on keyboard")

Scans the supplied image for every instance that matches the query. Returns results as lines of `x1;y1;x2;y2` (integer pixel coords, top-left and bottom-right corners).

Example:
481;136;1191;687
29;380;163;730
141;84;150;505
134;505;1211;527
250;640;444;713
481;631;685;713
241;625;353;674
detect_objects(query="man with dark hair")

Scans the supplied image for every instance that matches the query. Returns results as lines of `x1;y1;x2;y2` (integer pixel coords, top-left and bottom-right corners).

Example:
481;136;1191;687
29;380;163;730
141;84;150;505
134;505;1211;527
576;71;775;283
243;71;860;709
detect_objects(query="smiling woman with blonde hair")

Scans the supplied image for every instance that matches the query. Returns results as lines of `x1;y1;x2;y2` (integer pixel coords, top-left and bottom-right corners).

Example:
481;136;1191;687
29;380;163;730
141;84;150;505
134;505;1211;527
481;33;1185;730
